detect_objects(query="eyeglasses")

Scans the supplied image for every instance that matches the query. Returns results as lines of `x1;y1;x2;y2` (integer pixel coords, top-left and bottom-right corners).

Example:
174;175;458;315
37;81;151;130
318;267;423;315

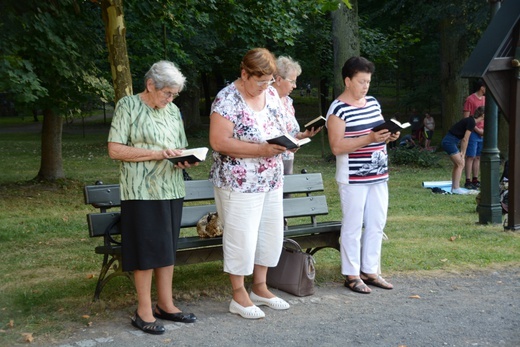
284;78;297;86
160;90;180;99
252;77;275;87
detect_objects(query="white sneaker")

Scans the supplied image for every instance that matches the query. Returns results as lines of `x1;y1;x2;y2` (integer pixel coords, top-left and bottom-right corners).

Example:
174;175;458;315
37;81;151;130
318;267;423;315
229;299;265;319
451;188;468;195
250;291;290;310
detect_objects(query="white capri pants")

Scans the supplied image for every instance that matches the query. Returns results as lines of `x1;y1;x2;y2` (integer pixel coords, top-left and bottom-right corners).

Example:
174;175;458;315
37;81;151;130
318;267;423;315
338;182;388;276
213;187;284;275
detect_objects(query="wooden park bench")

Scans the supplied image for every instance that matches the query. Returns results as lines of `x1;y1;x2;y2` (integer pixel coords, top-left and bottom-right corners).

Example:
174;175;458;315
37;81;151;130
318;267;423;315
83;173;341;300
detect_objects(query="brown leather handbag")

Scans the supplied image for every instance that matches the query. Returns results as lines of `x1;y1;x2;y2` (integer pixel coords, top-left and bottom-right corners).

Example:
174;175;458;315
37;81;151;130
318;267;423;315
266;239;316;297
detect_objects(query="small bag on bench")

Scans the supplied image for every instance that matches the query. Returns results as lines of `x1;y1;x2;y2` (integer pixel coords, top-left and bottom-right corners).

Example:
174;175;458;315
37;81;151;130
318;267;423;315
196;212;224;238
266;239;315;297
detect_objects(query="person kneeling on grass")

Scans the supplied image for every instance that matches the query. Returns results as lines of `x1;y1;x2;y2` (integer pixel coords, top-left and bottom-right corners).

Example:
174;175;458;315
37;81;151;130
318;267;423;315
440;106;485;195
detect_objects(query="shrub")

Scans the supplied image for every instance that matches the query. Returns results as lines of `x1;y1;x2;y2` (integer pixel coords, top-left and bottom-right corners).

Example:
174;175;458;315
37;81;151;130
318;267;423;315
389;147;440;167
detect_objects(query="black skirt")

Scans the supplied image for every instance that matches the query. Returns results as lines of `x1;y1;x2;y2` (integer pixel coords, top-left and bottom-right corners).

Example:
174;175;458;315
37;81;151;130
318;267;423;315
121;199;183;272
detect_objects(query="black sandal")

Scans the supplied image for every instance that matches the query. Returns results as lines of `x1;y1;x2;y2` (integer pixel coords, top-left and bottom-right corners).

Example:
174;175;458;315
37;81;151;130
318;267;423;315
131;310;165;335
154;305;197;323
344;277;371;294
361;273;394;290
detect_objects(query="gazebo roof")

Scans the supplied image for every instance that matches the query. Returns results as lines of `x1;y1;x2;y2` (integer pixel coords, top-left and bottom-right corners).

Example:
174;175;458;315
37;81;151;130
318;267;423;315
461;0;519;78
461;0;520;120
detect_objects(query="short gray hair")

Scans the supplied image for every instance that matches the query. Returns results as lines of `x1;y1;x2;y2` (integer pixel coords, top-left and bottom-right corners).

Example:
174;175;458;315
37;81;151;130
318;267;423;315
275;56;302;79
144;60;186;92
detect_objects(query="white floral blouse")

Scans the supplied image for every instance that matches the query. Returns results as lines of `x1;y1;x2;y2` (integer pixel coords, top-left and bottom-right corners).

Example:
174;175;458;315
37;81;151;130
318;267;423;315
209;83;285;193
280;96;300;161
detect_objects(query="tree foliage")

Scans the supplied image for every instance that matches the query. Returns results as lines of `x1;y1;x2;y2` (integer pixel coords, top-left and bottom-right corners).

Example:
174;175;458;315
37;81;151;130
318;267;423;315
0;0;113;114
358;0;489;119
0;0;492;181
0;0;113;180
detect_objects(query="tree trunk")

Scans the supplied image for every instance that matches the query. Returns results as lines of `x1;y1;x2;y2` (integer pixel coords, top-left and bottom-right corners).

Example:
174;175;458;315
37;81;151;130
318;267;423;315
201;72;212;119
36;109;64;181
177;86;201;129
101;0;132;103
439;18;468;135
331;0;359;99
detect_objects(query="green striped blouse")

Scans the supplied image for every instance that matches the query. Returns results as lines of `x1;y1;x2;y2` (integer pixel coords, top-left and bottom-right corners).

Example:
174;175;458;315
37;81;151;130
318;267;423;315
108;94;188;200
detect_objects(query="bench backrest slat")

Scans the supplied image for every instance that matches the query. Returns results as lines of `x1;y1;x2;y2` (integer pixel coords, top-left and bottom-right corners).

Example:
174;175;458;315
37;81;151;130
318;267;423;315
84;184;121;210
283;195;328;218
181;205;218;227
83;174;324;206
182;173;324;202
87;212;120;238
184;180;214;201
283;173;324;195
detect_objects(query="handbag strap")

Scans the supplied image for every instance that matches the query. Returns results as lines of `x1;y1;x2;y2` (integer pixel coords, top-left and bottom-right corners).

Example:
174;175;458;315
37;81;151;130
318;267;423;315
284;239;316;266
283;238;304;253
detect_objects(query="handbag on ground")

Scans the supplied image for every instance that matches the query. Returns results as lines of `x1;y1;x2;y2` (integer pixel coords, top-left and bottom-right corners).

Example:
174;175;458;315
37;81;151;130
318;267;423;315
266;239;315;297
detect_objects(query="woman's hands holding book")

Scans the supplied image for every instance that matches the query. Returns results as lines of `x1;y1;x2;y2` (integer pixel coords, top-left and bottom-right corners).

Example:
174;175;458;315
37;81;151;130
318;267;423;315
370;129;398;144
299;126;323;139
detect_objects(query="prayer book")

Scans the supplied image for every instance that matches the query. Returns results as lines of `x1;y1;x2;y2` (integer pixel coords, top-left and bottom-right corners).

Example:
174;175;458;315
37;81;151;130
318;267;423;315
267;134;311;150
167;147;209;165
304;116;326;131
372;119;410;134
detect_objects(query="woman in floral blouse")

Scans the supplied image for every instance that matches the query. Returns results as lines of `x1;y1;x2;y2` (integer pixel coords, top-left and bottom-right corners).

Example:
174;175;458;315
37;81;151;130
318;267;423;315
209;48;290;319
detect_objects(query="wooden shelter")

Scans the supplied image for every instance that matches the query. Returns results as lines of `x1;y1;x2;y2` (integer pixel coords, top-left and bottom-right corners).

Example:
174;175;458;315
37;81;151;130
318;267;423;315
461;0;519;230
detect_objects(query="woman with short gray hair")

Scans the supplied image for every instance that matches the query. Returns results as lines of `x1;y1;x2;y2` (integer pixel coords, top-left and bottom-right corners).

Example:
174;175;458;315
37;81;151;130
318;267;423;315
144;60;186;92
273;56;322;182
108;60;197;335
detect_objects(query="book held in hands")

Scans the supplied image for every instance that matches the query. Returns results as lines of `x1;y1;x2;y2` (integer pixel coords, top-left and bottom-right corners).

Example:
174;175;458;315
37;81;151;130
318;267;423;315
372;119;410;134
267;134;311;150
304;116;326;131
167;147;209;165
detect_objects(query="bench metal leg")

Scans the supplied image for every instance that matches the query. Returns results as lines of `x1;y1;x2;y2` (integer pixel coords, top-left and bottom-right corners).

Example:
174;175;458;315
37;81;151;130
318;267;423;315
94;253;133;301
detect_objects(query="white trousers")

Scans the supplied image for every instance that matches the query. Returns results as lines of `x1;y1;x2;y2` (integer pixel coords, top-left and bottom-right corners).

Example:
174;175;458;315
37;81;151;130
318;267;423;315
214;187;284;275
338;182;388;276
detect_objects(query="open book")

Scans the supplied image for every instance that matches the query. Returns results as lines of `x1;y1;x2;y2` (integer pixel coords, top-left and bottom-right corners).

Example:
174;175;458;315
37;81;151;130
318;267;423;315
304;116;326;131
372;119;410;134
167;147;209;165
267;134;311;150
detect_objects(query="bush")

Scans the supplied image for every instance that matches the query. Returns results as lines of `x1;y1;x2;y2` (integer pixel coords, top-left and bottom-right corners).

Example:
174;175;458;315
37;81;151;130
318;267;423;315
389;147;440;167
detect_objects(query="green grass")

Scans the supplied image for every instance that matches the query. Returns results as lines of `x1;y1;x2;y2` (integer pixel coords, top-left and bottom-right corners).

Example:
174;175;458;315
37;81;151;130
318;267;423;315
0;115;518;345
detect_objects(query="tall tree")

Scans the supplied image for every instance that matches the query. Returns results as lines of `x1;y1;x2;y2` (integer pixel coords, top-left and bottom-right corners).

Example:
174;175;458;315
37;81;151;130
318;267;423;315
331;0;359;98
100;0;132;103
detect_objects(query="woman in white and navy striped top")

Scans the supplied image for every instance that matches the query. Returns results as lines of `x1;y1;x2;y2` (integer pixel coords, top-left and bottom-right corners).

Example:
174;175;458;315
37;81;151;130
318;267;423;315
326;57;400;294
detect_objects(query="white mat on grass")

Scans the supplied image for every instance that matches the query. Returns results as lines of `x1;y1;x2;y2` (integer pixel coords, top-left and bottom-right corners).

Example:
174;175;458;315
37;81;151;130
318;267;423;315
421;181;477;194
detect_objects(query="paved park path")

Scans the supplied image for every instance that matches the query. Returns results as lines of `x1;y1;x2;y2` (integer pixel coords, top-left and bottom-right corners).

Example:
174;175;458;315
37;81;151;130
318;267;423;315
45;267;520;347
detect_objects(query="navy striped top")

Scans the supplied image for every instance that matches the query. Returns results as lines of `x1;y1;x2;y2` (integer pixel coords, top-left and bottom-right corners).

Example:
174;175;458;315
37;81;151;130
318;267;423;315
326;96;389;185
